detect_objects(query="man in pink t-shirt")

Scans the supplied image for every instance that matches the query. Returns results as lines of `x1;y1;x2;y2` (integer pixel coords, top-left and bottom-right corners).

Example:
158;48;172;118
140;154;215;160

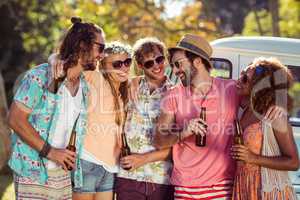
154;34;240;199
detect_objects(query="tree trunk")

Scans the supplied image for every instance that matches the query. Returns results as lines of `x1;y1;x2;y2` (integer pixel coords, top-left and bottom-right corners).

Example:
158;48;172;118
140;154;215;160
0;72;11;170
250;0;264;36
268;0;280;36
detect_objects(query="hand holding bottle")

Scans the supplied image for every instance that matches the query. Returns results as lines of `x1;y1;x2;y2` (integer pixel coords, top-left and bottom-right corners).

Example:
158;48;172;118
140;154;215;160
47;147;76;171
181;118;207;139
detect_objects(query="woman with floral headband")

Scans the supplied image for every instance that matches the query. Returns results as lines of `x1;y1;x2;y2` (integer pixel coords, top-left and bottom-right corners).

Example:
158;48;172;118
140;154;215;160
72;41;132;200
231;57;299;200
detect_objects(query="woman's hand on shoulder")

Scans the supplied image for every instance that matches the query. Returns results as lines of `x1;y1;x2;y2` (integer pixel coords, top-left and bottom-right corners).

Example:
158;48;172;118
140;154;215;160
128;76;142;104
264;105;287;122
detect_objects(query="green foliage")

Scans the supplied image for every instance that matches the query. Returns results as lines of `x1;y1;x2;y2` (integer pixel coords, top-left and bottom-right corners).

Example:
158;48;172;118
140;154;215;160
290;83;300;116
243;0;300;38
0;173;14;200
279;0;300;37
6;0;218;65
13;0;61;65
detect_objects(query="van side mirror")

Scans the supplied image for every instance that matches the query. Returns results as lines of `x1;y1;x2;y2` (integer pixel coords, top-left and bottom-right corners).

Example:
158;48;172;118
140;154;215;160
210;58;232;79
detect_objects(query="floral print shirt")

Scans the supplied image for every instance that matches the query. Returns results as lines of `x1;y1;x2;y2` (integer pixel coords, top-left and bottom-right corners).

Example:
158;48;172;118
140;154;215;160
8;63;89;188
117;77;174;185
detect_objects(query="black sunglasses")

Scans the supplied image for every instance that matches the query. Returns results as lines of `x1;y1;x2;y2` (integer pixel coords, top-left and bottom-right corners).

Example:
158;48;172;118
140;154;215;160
143;55;165;69
241;65;267;83
94;42;105;53
170;58;188;69
112;58;132;69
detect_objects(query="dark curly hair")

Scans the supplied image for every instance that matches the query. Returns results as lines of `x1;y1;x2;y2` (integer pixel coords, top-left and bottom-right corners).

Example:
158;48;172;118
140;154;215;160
58;17;104;71
250;57;294;115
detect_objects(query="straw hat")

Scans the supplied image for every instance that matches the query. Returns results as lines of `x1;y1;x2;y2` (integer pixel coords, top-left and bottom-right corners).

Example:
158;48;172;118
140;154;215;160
168;34;213;68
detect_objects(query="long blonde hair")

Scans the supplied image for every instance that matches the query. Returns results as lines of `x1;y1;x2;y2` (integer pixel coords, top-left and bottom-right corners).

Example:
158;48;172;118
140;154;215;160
100;42;131;125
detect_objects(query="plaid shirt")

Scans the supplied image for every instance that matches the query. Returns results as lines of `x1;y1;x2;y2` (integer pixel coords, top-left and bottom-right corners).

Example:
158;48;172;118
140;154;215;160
118;77;174;185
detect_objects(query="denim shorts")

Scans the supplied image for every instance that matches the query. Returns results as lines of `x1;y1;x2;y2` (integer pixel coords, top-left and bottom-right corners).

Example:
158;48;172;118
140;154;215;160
73;159;115;193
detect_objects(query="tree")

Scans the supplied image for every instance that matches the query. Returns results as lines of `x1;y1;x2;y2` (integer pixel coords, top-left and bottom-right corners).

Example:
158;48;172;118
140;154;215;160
0;72;10;170
201;0;267;36
268;0;280;36
243;0;300;38
0;0;61;103
55;0;218;45
1;0;220;95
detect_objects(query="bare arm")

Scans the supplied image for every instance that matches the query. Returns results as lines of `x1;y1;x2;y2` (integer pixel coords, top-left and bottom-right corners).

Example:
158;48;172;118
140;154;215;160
9;101;76;170
154;109;207;150
153;110;179;149
232;115;299;171
120;148;172;170
8;102;45;151
143;148;171;163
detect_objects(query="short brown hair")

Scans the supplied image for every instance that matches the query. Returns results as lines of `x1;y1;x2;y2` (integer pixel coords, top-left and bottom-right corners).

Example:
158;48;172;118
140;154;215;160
133;37;166;65
250;57;294;115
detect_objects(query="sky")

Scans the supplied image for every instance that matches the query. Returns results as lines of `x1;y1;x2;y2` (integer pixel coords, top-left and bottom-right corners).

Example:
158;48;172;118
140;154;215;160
163;0;193;18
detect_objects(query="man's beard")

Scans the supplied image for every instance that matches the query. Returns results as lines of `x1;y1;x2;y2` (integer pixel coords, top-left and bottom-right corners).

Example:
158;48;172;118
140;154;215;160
177;64;197;87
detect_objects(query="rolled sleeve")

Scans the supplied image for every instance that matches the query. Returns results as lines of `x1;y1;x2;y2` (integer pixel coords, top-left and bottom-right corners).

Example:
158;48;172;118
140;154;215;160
14;73;44;110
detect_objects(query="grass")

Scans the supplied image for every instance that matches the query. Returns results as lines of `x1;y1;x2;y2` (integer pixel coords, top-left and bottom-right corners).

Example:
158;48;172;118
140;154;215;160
0;169;15;200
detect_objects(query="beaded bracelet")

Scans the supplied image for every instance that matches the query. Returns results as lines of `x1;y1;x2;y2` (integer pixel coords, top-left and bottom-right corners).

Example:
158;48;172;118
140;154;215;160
39;142;51;158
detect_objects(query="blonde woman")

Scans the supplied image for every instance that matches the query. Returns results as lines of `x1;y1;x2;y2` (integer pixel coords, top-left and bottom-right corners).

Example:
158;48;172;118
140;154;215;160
73;42;131;200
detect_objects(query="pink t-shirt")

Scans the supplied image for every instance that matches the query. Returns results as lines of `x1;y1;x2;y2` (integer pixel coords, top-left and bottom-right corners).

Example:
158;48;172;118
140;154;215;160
161;78;240;187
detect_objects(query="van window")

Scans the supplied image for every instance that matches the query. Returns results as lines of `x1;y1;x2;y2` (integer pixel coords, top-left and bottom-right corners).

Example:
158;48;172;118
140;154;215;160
210;58;232;79
288;65;300;126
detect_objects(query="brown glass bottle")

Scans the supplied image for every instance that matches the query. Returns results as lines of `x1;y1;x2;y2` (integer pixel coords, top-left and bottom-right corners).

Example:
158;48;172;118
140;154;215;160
196;107;207;147
234;120;244;145
120;132;131;170
65;118;77;171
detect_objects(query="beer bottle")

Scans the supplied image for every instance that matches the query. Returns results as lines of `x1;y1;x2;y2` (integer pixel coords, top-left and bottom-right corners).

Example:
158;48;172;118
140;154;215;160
120;131;131;170
196;107;207;147
120;109;131;170
234;120;244;145
121;133;131;157
65;116;78;171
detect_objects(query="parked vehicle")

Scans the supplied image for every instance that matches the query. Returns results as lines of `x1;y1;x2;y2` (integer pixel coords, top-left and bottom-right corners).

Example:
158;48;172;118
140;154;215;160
210;36;300;197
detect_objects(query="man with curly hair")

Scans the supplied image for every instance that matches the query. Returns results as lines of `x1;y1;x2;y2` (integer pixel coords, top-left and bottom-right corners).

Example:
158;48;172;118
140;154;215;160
115;37;174;200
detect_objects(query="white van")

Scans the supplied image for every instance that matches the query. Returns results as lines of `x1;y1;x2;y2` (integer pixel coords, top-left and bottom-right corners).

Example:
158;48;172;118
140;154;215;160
210;36;300;196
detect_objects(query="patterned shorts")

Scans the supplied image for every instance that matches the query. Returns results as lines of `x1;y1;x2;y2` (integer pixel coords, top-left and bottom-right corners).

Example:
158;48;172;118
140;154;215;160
14;168;72;200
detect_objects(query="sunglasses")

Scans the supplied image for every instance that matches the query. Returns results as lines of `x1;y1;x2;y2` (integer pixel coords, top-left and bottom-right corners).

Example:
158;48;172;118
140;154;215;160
240;65;267;83
94;42;105;53
255;65;266;75
143;55;165;69
170;58;188;69
111;58;132;69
